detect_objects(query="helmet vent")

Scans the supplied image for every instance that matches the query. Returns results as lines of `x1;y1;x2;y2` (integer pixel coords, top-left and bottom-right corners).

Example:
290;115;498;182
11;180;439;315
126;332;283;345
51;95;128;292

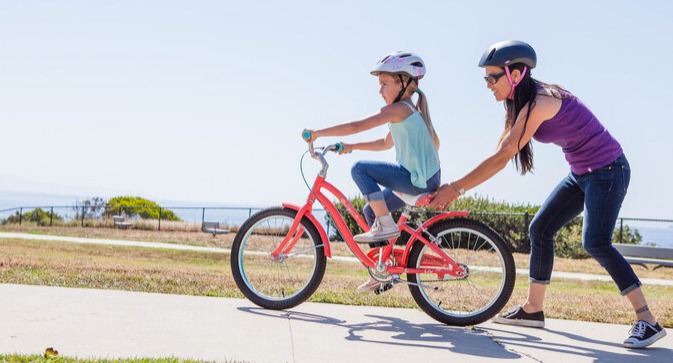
399;53;412;58
410;61;423;67
487;48;496;61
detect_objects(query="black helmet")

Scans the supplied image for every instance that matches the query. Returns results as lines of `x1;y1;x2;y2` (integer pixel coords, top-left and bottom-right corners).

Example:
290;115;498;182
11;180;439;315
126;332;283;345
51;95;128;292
478;40;536;69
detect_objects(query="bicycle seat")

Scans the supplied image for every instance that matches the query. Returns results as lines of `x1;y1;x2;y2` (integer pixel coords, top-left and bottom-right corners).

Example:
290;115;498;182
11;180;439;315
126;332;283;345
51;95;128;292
393;191;432;207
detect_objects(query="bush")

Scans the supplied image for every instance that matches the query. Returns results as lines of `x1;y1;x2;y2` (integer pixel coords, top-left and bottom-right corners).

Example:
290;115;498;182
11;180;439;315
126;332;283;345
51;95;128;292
105;196;181;221
1;208;64;226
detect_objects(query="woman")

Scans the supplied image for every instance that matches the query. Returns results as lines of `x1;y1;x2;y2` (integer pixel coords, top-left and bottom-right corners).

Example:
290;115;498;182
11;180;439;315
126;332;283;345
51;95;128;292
428;40;666;348
304;51;441;292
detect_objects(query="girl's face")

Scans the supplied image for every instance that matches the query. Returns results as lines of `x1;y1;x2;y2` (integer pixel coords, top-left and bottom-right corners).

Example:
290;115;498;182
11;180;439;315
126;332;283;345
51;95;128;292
378;73;402;105
484;66;510;102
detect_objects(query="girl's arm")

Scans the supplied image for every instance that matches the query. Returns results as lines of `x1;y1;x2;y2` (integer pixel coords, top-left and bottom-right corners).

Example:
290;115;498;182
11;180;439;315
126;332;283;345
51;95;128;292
304;103;408;141
428;96;561;209
339;132;393;154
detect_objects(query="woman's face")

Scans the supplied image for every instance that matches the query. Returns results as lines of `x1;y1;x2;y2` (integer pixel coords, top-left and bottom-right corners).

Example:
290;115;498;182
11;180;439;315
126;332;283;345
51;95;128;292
378;73;402;105
484;66;510;102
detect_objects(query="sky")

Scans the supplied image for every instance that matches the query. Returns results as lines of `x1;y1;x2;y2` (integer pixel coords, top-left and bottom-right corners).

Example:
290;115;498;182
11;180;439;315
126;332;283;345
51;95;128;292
1;1;672;219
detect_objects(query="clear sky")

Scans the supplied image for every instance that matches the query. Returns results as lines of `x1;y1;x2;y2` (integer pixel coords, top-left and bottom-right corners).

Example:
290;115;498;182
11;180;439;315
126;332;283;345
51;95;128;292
1;1;672;219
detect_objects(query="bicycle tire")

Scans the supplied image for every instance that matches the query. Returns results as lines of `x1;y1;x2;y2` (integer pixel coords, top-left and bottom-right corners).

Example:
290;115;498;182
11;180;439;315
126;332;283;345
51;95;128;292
231;207;326;310
407;218;515;326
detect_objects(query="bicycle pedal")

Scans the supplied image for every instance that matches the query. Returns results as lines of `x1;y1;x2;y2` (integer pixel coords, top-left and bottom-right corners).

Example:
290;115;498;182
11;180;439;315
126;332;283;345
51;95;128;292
374;283;393;295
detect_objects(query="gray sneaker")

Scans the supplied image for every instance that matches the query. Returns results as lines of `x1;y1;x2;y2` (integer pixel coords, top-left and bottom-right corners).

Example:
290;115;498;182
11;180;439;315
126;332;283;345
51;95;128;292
353;215;400;243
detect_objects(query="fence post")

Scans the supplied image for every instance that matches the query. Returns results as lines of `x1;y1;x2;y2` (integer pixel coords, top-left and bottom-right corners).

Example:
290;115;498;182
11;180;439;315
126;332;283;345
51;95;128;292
19;207;23;225
50;207;54;226
524;212;530;240
158;208;162;231
619;218;623;244
81;206;85;227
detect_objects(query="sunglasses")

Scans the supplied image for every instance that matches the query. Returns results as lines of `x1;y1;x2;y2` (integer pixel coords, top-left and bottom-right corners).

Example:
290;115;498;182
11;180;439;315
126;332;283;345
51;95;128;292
484;71;506;85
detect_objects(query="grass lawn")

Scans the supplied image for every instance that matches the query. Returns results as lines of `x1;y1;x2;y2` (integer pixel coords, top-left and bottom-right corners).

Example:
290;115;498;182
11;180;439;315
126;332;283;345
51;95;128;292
1;225;672;328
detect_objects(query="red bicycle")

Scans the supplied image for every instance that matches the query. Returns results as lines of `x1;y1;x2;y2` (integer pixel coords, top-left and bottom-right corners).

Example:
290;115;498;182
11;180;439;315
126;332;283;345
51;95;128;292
231;141;515;326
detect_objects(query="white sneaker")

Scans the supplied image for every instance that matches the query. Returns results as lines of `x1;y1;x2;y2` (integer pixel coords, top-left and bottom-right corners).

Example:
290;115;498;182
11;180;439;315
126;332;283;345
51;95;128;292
356;278;393;293
353;215;400;243
356;278;383;292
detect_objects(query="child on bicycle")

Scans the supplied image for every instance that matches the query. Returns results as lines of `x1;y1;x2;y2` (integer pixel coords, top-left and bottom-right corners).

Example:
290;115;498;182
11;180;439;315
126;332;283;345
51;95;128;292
303;51;441;292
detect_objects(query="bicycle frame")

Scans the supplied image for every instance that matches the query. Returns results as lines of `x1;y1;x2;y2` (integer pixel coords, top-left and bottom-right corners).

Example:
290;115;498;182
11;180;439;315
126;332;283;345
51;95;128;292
273;143;470;279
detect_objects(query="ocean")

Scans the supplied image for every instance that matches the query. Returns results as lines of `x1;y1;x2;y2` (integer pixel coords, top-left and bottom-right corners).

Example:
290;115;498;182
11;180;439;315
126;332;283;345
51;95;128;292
1;190;671;248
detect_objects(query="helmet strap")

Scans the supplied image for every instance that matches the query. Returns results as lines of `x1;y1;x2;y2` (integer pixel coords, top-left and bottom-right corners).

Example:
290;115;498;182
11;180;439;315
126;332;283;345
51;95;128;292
393;75;418;103
505;66;528;100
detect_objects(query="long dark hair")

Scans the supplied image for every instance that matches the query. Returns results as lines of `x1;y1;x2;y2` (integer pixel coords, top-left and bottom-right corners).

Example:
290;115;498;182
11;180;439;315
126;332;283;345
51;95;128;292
502;63;570;174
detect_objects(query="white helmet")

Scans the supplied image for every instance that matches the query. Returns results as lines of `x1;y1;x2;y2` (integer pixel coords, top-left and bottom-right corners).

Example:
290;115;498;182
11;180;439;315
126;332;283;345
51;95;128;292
370;51;426;79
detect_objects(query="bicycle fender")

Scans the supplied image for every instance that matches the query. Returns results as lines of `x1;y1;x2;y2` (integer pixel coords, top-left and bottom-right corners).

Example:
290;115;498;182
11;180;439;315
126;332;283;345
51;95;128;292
282;203;332;258
421;210;470;228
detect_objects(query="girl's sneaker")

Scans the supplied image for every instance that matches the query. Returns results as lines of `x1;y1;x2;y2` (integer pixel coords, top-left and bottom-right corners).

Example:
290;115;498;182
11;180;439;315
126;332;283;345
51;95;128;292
353;215;400;243
623;320;667;348
492;305;545;328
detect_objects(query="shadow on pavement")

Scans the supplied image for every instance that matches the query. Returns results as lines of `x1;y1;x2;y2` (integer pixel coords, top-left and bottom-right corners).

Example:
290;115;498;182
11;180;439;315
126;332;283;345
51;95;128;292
484;325;672;363
239;307;524;360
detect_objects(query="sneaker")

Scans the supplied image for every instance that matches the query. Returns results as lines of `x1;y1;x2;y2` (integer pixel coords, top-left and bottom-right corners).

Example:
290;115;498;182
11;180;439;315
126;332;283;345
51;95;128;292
623;320;667;348
353;215;400;243
492;305;545;328
356;278;393;294
356;278;383;292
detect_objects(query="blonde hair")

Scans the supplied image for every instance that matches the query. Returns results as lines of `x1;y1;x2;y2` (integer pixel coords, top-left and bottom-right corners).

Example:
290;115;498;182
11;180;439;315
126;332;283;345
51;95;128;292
399;76;440;149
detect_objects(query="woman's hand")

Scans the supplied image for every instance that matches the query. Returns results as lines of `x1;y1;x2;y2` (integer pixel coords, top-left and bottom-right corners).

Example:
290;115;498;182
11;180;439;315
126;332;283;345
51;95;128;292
428;183;460;211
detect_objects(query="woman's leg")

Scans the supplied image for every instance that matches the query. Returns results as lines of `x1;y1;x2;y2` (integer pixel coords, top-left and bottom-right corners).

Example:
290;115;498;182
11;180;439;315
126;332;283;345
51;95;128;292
525;174;585;312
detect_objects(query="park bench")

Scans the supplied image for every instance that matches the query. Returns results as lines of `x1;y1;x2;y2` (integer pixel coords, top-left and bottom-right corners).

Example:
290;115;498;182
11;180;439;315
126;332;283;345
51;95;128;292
112;216;133;229
202;221;230;236
613;243;673;270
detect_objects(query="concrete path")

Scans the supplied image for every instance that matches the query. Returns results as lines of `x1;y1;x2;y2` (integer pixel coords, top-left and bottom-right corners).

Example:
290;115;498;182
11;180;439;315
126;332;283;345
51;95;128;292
1;284;671;363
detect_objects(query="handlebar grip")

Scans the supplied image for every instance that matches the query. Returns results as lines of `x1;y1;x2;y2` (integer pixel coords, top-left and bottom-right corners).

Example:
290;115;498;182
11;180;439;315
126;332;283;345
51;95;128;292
334;142;344;153
302;130;312;141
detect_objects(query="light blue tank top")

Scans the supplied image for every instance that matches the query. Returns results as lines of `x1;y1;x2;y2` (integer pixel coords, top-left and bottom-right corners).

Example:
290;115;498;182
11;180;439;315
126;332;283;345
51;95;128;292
388;102;441;188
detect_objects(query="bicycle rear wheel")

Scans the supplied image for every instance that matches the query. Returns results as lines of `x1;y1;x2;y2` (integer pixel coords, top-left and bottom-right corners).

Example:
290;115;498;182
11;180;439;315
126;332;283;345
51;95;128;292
231;207;326;310
407;218;515;326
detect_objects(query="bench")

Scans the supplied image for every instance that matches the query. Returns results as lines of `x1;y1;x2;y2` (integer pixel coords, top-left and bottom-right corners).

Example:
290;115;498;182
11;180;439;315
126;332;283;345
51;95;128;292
613;243;673;270
202;221;230;236
112;216;133;229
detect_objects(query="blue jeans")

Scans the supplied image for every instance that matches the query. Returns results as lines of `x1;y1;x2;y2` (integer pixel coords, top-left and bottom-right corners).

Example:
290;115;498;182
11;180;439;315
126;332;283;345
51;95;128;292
351;160;441;227
528;154;640;295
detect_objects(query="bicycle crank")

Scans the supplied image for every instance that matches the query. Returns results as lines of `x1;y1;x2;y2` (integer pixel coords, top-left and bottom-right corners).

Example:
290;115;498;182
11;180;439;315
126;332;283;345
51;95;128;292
390;274;439;291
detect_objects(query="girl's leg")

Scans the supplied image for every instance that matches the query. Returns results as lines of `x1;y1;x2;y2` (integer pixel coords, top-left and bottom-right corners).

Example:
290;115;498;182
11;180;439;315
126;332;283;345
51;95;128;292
351;161;438;243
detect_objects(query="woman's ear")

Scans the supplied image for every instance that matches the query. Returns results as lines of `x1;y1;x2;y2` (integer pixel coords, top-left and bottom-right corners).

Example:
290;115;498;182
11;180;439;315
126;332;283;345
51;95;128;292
511;69;522;83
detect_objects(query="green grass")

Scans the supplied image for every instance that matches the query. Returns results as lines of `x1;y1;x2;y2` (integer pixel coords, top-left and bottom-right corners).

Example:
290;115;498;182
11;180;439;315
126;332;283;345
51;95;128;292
1;228;672;328
0;354;250;363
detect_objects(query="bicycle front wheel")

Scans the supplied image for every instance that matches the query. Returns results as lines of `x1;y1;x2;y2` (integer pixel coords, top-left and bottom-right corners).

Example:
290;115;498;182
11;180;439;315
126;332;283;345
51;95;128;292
407;218;515;326
231;207;326;310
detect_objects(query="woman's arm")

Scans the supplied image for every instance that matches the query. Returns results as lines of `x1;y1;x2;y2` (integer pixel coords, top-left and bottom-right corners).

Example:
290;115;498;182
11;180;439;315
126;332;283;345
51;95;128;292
428;96;561;209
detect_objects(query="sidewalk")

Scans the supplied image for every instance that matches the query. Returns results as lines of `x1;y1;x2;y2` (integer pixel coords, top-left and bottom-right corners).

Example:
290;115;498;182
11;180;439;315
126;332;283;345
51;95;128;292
1;284;671;363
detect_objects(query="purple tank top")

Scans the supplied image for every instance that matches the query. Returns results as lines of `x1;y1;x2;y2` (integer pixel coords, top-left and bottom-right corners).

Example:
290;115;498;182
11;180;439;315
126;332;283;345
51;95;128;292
533;93;623;175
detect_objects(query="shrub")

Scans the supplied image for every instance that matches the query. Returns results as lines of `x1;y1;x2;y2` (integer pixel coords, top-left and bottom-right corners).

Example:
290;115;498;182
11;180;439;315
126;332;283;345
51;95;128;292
1;208;64;226
105;196;181;221
327;194;641;259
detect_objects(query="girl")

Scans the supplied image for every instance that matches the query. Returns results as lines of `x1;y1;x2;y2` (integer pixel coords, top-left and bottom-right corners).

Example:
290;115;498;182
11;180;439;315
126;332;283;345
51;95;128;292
303;51;441;292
